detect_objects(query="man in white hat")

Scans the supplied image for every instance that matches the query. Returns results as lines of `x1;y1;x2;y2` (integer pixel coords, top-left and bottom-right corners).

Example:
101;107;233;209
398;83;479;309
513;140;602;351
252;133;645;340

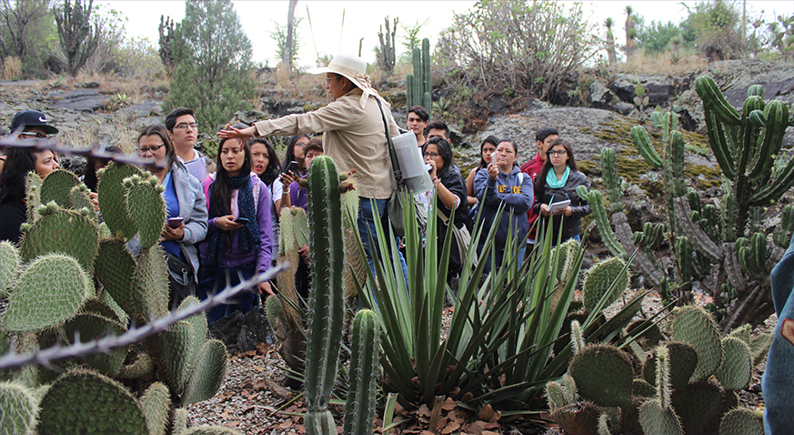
219;53;407;276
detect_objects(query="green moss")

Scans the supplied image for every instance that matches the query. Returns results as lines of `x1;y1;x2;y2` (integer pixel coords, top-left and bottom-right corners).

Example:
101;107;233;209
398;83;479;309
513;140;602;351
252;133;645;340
687;164;722;190
590;118;637;149
617;155;654;185
578;160;597;176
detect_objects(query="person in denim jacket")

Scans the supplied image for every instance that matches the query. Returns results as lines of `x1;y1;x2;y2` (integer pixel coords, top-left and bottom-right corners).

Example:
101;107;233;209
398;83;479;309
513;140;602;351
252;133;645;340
474;138;534;270
763;232;794;433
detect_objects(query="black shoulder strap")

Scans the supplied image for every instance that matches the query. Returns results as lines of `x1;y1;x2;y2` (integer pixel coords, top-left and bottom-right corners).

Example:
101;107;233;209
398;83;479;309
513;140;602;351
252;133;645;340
375;97;403;183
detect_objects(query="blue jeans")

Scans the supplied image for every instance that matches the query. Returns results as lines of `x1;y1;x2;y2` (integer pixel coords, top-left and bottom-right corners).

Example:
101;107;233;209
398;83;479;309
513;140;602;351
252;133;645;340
478;242;526;275
198;262;258;323
763;233;794;434
359;197;409;284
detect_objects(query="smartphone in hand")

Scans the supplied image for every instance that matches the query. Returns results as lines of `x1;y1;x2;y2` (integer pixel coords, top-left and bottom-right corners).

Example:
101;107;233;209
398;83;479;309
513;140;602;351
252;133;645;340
234;217;250;225
284;161;298;175
167;217;184;228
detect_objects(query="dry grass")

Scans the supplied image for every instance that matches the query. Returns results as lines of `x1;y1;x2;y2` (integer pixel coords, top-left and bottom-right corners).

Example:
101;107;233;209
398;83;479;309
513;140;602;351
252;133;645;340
614;48;708;75
1;57;22;80
60;113;139;153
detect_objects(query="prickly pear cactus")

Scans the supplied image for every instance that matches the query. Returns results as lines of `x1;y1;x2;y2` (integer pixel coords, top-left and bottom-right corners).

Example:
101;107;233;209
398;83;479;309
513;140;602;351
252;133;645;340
97;162;144;241
670;306;723;381
138;382;170;435
39;169;79;208
569;344;633;408
3;253;92;332
123;174;167;250
19;205;98;272
582;257;629;313
37;369;148;435
0;241;20;297
0;381;39;435
719;408;764;435
713;336;752;390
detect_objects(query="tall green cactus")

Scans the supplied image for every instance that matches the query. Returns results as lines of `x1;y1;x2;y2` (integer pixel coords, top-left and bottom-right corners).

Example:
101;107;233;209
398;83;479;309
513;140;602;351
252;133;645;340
406;38;432;113
343;310;380;435
303;156;346;434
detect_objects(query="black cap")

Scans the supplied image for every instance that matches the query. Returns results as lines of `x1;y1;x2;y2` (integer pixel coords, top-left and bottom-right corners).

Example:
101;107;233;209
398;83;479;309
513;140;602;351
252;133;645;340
10;110;59;135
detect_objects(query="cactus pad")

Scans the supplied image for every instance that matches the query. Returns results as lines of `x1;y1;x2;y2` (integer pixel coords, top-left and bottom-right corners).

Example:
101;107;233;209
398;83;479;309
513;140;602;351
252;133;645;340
670;305;723;380
98;163;143;240
40;169;79;208
37;369;147;435
119;353;155;380
3;254;92;331
63;313;128;375
582;257;629;313
545;381;566;410
0;241;20;297
569;344;634;408
19;207;98;271
632;378;656;397
643;341;698;391
159;321;195;396
95;239;137;318
132;246;170;322
638;398;683;435
719;408;764;435
626;318;662;350
182;339;228;405
714;336;752;390
179;296;208;355
670;379;722;435
139;382;170;435
124;174;167;249
750;332;772;367
0;381;39;435
69;184;95;219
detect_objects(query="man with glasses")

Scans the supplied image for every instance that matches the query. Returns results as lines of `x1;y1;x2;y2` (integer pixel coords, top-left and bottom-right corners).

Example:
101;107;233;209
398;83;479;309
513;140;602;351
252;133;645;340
164;107;215;180
2;110;59;173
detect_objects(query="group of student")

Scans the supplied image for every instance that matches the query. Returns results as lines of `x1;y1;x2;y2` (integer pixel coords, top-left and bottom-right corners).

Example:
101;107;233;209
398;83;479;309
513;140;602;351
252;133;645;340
405;105;592;282
0;53;591;322
0;107;321;323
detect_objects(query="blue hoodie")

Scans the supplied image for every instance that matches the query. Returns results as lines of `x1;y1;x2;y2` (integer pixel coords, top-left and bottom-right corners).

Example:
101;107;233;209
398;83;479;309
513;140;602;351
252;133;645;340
474;166;534;245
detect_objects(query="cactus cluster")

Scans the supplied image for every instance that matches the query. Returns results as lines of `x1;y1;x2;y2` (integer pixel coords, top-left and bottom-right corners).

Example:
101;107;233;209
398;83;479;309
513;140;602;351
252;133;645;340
376;17;397;73
0;165;234;435
406;38;432;113
548;305;770;435
590;77;793;330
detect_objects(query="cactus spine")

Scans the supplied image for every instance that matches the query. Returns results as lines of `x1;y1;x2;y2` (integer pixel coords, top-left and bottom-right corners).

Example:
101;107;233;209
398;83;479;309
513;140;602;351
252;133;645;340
406;38;432;113
342;310;380;435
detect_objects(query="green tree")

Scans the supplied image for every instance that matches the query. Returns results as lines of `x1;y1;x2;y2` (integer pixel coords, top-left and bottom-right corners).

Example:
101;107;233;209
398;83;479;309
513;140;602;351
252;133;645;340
398;18;427;65
688;0;743;60
164;0;255;134
0;0;56;76
270;16;302;69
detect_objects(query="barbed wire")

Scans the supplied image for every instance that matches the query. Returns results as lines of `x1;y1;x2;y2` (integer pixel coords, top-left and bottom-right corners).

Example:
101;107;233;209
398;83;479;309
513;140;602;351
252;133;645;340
0;263;286;371
0;133;166;170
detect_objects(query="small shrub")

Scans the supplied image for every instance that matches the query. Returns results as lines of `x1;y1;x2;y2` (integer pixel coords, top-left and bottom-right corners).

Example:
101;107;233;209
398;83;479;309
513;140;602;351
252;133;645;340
1;57;23;80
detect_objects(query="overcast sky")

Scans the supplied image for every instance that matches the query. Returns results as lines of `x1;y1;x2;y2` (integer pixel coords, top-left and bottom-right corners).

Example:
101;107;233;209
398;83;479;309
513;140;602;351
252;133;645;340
100;0;794;68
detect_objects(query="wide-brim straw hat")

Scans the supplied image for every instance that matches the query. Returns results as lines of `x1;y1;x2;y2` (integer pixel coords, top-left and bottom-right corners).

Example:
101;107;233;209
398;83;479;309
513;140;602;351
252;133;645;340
309;53;384;108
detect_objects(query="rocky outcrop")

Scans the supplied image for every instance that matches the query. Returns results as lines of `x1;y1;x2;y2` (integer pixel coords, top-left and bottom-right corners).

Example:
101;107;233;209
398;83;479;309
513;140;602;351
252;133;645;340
51;88;108;112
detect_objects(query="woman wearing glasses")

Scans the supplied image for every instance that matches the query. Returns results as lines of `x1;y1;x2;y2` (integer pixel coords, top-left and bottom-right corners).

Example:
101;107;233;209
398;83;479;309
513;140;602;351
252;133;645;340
137;124;208;309
533;138;590;246
423;137;468;283
474;138;534;270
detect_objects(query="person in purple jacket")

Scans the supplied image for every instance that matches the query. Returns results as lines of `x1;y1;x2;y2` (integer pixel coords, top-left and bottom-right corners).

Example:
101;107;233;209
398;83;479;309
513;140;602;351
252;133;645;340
199;135;273;322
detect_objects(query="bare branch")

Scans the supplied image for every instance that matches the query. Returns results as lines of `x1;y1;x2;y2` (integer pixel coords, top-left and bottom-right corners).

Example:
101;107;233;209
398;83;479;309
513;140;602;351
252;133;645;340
0;263;287;371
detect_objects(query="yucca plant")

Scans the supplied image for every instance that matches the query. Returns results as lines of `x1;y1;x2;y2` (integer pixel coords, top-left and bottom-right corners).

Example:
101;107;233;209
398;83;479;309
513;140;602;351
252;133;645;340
355;189;653;418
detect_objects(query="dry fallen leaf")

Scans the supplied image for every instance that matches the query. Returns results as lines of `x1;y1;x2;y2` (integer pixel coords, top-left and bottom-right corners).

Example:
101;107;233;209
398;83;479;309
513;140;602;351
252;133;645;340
442;397;456;411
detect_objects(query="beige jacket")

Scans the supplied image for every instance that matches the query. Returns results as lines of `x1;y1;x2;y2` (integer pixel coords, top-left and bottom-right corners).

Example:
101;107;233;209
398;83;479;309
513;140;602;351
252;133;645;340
254;88;398;199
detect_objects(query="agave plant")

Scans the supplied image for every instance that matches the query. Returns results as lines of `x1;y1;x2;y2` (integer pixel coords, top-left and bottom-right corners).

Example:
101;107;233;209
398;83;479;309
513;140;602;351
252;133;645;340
354;189;656;420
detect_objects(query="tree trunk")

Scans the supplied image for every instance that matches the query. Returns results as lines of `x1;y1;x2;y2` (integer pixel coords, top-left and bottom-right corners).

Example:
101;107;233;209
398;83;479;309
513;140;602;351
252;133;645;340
283;0;297;72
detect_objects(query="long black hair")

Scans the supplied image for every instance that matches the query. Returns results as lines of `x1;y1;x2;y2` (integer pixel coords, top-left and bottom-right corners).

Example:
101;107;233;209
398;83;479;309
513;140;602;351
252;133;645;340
424;137;454;177
80;145;121;192
281;135;311;173
536;138;578;193
247;137;281;187
0;147;36;201
479;135;499;169
211;137;252;217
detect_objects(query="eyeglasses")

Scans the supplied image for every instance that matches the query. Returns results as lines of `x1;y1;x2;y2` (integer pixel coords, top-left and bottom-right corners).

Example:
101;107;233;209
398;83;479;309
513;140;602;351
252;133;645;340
138;144;166;154
423;152;440;158
548;150;568;156
173;122;198;131
294;142;307;148
19;132;47;139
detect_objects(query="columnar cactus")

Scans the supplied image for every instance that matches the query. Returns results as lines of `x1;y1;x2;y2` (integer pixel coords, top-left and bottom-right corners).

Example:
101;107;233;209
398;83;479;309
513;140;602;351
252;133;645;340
342;310;380;435
406;38;432;113
303;156;347;434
